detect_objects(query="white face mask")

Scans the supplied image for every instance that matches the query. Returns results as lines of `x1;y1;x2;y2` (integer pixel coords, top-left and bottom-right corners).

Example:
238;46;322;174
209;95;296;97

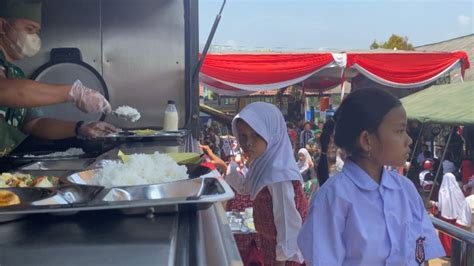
16;31;41;57
4;22;41;58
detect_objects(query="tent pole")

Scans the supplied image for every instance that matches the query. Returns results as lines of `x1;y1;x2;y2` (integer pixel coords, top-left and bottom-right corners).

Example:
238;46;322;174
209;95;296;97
428;126;454;200
409;122;425;166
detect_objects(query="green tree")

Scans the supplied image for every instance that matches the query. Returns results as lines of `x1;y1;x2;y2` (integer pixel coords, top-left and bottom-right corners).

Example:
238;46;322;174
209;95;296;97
370;34;415;51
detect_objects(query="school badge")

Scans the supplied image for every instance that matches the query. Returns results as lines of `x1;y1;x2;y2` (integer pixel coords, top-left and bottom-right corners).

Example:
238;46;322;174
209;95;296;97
415;236;425;265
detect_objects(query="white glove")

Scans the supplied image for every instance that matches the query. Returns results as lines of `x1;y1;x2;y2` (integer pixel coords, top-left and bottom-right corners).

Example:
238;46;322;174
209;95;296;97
78;121;117;139
68;80;112;114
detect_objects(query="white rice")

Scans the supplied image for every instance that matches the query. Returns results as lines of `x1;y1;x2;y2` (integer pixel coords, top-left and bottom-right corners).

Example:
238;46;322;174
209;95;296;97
114;105;141;122
92;151;188;187
23;148;85;158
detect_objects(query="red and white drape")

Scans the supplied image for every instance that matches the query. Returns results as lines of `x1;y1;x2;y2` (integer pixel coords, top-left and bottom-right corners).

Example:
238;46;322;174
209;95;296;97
200;51;470;96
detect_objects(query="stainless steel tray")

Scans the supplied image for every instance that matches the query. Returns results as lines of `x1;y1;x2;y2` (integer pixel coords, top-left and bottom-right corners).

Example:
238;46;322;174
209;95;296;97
0;173;234;219
103;129;186;141
18;158;96;171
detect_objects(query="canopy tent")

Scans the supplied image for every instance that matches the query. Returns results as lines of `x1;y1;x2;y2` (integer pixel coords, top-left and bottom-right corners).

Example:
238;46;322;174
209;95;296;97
200;51;470;96
401;81;474;126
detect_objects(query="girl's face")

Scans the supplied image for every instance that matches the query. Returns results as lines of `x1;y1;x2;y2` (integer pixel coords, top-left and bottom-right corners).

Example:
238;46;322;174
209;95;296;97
298;153;306;162
236;120;267;162
367;106;413;167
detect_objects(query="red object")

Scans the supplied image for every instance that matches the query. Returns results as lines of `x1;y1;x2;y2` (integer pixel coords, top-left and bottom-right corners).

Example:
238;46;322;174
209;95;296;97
243;239;265;266
200;161;217;171
438;217;457;257
319;97;330;111
461;159;474;184
252;181;308;266
423;160;433;171
202;53;334;84
200;52;470;95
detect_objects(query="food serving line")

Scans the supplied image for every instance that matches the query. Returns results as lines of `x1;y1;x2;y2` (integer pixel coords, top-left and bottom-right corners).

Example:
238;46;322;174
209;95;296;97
0;137;241;266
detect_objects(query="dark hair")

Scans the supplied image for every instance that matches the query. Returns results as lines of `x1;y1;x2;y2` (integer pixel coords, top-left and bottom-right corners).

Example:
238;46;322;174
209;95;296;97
334;88;401;157
423;150;432;159
316;118;335;186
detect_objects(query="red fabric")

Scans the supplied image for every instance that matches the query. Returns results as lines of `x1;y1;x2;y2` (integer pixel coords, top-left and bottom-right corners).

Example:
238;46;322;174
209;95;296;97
243;239;265;266
226;192;253;211
346;52;469;84
438;216;457;257
201;53;334;84
253;181;308;266
461;159;474;184
200;51;470;95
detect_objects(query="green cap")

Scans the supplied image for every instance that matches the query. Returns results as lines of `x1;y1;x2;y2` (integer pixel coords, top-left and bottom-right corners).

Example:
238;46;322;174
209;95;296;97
0;0;42;24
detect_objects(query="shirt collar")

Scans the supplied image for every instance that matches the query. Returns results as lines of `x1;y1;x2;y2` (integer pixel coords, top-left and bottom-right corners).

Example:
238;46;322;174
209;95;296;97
342;160;402;191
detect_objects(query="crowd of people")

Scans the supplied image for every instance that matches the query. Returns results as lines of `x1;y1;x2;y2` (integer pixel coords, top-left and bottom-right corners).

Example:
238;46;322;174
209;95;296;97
199;87;474;265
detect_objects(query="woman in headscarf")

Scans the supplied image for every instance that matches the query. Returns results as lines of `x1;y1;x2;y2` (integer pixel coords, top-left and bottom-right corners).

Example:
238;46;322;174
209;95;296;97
225;102;308;266
429;172;466;256
297;148;314;181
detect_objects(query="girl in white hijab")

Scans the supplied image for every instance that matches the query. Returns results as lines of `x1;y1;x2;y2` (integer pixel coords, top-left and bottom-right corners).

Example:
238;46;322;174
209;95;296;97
225;102;308;266
430;172;466;257
297;148;314;177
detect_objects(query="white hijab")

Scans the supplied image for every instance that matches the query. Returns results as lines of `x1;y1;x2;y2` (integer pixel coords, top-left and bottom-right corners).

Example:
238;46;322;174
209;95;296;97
438;172;466;219
297;148;312;173
232;102;302;199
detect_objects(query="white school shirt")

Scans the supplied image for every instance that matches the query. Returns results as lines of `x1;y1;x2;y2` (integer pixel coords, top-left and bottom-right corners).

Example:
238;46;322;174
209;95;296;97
225;162;304;263
298;160;445;266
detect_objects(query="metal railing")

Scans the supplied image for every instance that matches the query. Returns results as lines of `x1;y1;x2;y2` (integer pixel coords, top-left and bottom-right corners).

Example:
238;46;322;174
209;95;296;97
430;216;474;266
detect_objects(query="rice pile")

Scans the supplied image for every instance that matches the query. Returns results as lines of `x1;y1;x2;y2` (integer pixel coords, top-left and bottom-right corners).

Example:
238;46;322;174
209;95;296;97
23;148;85;158
92;151;188;187
114;105;141;122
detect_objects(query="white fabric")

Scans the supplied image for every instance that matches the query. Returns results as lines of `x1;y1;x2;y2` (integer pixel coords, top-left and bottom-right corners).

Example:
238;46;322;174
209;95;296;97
268;181;304;263
443;160;457;174
438;173;465;219
331;53;347;68
456;197;472;230
419;170;434;187
297;148;312;173
231;102;303;199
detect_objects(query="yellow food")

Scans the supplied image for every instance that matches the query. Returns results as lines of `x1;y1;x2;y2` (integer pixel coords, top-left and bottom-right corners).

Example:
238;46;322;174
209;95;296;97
0;190;20;206
130;129;157;136
0;173;58;188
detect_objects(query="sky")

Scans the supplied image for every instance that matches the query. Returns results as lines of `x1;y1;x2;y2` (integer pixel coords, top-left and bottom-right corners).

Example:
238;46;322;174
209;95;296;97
199;0;474;51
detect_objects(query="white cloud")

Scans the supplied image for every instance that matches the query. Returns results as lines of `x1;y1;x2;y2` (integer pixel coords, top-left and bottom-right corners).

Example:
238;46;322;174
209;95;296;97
457;14;471;27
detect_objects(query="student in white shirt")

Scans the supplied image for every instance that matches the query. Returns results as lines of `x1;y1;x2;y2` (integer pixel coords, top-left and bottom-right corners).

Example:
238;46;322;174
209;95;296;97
298;88;444;265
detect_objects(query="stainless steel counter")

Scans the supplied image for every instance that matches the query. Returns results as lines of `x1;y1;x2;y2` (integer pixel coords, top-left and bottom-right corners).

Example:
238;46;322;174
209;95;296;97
0;141;242;266
0;204;241;266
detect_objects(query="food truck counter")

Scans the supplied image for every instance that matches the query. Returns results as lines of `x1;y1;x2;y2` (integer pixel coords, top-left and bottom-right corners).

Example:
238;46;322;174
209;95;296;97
0;204;240;266
0;141;242;266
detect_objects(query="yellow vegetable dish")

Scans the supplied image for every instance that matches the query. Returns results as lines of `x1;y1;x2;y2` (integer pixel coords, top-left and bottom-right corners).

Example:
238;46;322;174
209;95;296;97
0;173;58;188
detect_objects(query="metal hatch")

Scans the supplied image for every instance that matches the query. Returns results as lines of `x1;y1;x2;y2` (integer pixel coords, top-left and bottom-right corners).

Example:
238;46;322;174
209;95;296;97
16;0;199;133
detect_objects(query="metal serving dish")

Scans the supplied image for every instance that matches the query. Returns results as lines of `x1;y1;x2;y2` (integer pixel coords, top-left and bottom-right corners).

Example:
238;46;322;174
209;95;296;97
102;178;205;202
19;158;96;171
103;129;186;142
0;171;234;219
0;187;56;208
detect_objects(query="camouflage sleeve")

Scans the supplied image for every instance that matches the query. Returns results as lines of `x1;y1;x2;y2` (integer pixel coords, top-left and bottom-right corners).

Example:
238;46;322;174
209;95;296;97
22;108;44;125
